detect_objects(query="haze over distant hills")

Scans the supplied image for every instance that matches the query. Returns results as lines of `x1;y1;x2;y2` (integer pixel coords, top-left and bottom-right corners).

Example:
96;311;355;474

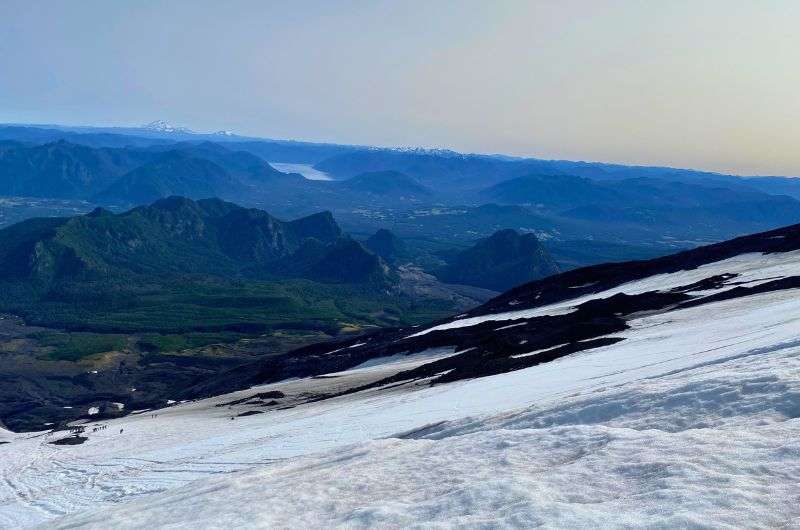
3;123;800;253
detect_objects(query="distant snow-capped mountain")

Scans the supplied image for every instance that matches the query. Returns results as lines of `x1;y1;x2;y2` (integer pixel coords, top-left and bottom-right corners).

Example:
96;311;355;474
139;121;238;137
141;120;193;134
365;145;523;161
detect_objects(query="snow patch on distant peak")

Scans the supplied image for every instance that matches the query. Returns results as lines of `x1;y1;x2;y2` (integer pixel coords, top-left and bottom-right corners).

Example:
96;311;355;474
365;146;523;161
141;120;193;134
362;146;468;158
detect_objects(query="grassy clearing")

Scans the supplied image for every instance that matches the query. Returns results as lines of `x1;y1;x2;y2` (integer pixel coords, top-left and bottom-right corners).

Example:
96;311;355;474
137;332;247;353
30;331;128;362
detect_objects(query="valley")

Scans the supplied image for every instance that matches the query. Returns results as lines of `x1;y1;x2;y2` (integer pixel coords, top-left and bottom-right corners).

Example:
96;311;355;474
5;4;799;527
2;220;799;528
3;123;800;434
0;195;498;430
0;122;799;529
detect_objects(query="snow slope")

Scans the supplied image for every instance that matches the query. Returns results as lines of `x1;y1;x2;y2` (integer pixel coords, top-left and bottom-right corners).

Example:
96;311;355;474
48;323;800;529
0;287;794;528
409;249;800;337
2;234;800;528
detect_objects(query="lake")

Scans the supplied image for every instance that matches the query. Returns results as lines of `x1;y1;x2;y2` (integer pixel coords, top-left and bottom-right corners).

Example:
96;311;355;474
269;162;333;181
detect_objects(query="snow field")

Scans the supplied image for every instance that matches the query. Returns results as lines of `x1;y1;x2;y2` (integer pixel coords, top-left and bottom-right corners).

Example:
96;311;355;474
0;266;797;527
46;311;800;529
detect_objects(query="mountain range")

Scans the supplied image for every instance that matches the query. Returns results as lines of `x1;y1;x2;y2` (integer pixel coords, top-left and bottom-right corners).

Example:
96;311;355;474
171;217;800;414
3;125;800;258
4;121;800;432
1;123;799;527
0;196;385;285
0;140;150;199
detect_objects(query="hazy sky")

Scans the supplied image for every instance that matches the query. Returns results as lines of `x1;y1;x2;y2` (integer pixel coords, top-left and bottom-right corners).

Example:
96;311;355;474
1;1;799;175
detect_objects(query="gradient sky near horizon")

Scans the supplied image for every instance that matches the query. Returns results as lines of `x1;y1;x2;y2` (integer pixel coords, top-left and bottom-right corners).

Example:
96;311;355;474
1;0;799;176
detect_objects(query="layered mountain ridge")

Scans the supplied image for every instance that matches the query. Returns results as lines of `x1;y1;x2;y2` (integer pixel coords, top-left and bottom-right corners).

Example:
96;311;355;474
0;196;387;285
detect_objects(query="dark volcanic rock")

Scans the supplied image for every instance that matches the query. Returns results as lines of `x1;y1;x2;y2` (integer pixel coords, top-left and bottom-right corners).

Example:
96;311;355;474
475;221;800;317
51;435;88;445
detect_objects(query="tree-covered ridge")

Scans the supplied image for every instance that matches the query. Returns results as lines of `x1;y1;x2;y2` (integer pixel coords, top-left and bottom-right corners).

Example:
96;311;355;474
0;196;391;284
435;229;560;291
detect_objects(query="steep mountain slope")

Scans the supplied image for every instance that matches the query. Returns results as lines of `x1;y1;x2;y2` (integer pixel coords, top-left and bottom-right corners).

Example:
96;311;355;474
304;238;389;284
92;151;248;204
0;199;422;432
0;140;152;199
363;228;408;264
146;141;302;185
0;196;377;284
435;229;559;291
2;222;800;528
191;220;800;396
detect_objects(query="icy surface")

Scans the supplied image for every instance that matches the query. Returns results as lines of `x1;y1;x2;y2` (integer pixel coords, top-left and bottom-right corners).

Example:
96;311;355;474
0;253;799;527
345;347;456;372
49;339;800;529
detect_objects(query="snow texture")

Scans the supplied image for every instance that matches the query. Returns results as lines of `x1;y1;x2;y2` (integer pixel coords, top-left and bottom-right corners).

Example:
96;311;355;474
408;250;800;337
0;252;798;528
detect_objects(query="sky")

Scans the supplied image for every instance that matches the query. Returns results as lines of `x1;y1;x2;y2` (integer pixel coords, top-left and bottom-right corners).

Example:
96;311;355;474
1;0;799;176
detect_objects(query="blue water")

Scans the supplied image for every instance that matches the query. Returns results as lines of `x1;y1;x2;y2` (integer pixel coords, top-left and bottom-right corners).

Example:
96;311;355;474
269;162;333;181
